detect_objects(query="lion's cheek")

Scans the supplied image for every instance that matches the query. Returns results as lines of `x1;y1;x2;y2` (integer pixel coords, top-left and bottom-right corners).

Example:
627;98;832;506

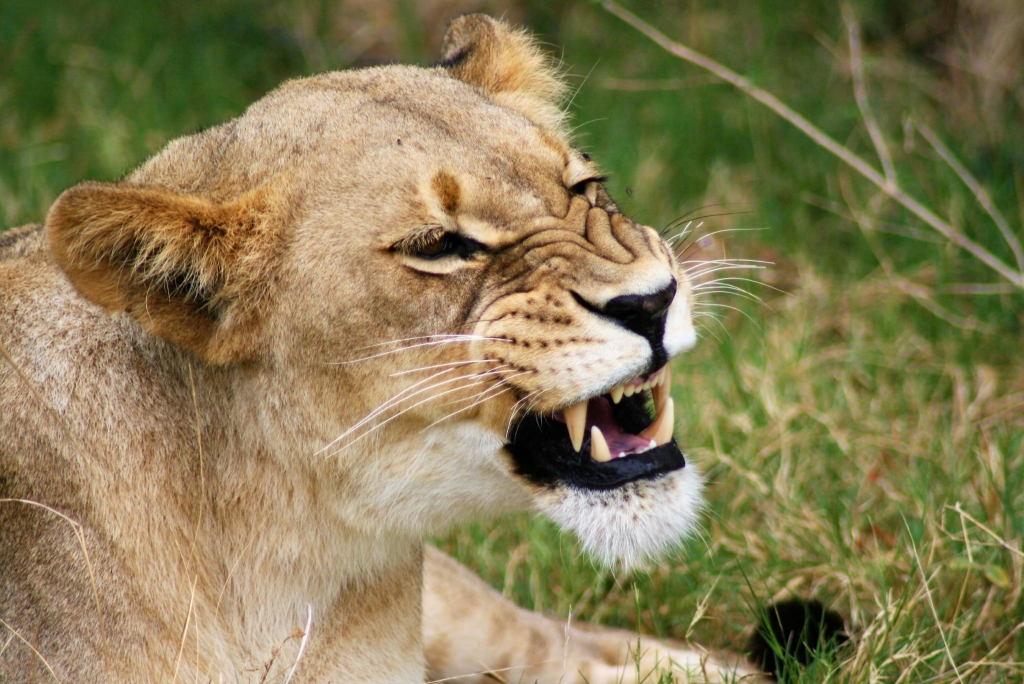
355;423;534;533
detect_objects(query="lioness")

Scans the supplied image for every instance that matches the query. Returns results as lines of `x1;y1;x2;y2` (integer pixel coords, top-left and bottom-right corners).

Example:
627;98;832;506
0;15;756;683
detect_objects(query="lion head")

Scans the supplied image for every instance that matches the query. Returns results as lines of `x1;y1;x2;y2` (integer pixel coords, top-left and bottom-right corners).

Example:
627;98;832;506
46;15;701;567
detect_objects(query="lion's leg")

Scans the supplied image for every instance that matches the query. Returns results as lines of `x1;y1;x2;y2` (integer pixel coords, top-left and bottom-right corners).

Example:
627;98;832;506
423;547;757;683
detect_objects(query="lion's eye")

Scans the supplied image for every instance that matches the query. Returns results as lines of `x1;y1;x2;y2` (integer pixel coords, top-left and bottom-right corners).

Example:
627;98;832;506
408;230;484;261
416;233;452;258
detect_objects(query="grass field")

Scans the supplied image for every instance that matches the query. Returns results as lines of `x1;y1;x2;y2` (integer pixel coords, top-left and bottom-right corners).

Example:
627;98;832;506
2;0;1022;681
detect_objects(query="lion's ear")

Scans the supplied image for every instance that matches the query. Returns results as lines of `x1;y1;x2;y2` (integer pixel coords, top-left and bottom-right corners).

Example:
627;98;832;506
440;14;567;132
46;181;287;364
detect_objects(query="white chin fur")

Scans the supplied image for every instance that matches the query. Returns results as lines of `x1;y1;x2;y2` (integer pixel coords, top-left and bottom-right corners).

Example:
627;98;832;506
534;466;704;569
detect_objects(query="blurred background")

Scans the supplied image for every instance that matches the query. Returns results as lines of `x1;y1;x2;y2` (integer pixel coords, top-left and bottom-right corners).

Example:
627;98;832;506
2;0;1022;680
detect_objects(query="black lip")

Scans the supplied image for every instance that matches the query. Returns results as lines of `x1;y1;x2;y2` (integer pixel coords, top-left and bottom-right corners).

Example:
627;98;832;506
505;393;685;490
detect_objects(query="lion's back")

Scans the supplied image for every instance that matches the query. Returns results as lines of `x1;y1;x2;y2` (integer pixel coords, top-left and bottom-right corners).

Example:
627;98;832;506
0;227;167;681
0;224;46;260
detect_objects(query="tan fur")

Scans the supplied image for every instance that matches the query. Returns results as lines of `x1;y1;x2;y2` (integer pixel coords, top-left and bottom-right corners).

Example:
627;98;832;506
0;15;754;683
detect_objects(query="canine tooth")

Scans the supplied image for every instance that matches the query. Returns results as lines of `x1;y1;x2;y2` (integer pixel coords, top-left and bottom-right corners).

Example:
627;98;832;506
563;401;588;452
590;426;612;462
655;398;674;445
639;397;675;446
653;366;671;415
610;385;624;404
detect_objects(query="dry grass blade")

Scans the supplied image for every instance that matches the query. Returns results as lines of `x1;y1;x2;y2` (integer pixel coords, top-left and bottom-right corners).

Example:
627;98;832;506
600;0;1024;291
843;5;895;185
0;617;63;683
912;119;1024;272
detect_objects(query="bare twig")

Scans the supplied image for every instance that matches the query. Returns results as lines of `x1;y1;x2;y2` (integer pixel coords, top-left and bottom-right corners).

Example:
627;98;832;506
913;120;1024;272
838;173;992;332
842;6;896;185
600;1;1024;291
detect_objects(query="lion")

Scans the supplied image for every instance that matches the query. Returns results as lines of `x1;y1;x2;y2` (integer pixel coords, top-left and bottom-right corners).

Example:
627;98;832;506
0;15;762;683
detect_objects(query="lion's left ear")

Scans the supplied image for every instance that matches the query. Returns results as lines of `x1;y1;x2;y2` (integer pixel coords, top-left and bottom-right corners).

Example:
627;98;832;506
46;181;288;365
440;14;567;132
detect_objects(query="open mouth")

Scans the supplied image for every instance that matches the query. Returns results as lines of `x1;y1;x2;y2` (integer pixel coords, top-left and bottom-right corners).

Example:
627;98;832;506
506;366;685;490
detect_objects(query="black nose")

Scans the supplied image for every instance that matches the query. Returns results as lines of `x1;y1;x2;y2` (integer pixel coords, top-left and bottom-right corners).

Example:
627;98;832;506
602;279;676;327
573;278;677;368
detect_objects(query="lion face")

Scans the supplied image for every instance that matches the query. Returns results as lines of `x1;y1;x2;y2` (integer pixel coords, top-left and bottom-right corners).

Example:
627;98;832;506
46;16;702;566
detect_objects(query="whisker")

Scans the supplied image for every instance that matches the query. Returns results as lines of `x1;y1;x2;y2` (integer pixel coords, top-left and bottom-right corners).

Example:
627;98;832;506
670;224;768;245
691;302;764;330
671;224;770;248
666;221;702;245
327;371;512;455
425;386;516;429
389;359;499;377
329;336;511;365
683;263;767;280
423;371;533;431
430;369;531;410
517;395;547;441
693;288;766;306
694;275;788;297
505;394;535;440
692;282;765;296
661;202;751;231
694;320;723;343
354;334;495;351
316;365;511;453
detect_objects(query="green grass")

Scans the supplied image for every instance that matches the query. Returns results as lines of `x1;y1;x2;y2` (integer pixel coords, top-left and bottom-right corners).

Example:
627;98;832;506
3;0;1022;681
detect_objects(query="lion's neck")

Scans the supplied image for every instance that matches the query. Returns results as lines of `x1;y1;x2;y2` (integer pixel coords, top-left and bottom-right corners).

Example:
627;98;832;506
102;344;427;677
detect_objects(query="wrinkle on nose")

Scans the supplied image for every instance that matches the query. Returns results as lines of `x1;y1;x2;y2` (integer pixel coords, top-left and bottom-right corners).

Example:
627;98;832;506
561;194;591;231
585;207;632;264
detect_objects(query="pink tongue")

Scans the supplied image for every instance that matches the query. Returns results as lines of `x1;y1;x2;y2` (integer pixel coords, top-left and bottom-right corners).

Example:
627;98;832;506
584;397;653;455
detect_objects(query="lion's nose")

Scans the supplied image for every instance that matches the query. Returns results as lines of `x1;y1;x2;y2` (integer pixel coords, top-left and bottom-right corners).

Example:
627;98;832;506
573;278;677;367
602;279;676;329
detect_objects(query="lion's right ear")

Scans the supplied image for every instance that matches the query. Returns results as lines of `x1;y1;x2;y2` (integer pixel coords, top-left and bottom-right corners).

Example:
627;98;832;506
440;14;568;133
46;181;287;364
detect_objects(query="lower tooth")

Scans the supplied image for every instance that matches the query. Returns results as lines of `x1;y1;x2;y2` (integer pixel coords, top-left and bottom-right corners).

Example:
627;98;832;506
639;397;675;446
653;367;671;414
590;425;612;462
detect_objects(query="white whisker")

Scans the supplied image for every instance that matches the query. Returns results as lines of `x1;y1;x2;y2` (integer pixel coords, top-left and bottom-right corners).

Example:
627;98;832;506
354;334;496;350
666;220;704;245
669;225;769;248
389;359;499;377
684;266;766;283
328;336;511;365
505;394;535;439
423;371;533;431
316;365;511;453
326;371;511;455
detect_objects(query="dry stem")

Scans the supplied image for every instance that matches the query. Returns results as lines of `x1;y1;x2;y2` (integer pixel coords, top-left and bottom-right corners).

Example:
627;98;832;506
601;1;1024;291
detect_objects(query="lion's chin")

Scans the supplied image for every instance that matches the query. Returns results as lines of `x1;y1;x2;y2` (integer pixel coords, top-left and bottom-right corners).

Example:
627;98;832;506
502;367;702;567
533;466;704;569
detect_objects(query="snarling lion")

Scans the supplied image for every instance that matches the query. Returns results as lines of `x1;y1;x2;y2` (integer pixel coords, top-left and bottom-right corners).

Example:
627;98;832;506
0;15;758;683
